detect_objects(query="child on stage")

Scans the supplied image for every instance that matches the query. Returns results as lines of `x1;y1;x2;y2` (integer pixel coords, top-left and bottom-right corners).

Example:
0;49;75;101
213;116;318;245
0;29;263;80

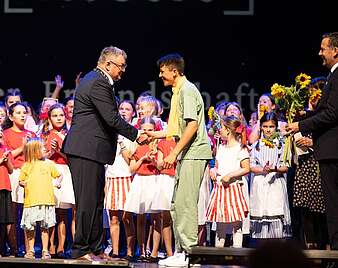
250;112;291;239
19;138;62;259
206;116;250;248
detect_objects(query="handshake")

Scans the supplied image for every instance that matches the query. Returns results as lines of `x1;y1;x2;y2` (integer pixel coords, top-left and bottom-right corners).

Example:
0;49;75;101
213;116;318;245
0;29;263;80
136;130;154;145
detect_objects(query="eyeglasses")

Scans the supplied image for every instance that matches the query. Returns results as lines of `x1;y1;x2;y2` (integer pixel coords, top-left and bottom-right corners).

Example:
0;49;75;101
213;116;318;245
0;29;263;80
109;60;127;71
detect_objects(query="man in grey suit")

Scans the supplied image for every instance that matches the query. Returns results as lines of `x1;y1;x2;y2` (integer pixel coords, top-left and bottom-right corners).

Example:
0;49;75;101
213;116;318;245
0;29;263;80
62;46;145;261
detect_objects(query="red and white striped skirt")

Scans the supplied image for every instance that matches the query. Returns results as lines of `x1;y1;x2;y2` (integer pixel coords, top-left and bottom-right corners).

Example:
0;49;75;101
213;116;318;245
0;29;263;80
104;176;133;211
206;181;248;223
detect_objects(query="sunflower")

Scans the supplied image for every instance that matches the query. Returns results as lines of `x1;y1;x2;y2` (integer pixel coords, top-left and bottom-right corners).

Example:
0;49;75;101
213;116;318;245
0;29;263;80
258;105;269;119
261;139;274;148
295;73;311;89
208;106;215;120
309;89;322;105
271;83;285;98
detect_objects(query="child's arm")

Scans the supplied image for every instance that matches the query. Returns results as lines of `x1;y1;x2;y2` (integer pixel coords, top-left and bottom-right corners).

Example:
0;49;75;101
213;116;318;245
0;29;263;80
4;151;14;174
119;141;133;164
209;160;219;181
274;166;288;173
251;165;267;175
51;138;68;159
249;122;260;145
155;150;164;170
129;155;148;173
265;161;288;174
10;145;24;158
121;149;133;164
10;134;32;158
54;174;63;189
250;144;267;175
19;164;28;187
251;161;288;175
145;130;167;139
222;158;250;183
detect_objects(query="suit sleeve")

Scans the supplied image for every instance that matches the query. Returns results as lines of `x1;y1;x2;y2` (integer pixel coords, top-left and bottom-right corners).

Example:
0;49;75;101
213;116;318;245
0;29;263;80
299;76;338;132
89;79;138;141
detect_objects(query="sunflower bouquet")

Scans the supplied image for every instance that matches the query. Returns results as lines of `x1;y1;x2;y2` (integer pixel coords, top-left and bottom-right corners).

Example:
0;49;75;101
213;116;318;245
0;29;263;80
270;73;315;165
271;73;312;123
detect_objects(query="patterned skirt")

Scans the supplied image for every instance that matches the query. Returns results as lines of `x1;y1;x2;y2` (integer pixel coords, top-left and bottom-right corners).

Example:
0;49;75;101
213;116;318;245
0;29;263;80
206;179;248;223
293;153;325;213
104;176;133;211
20;205;56;231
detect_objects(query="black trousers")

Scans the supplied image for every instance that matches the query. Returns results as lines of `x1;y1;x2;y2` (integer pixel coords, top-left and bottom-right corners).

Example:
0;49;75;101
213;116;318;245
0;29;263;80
319;159;338;250
67;155;105;258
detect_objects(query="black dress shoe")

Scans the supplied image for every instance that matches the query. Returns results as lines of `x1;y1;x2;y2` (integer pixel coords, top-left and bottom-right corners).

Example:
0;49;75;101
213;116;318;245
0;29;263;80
56;251;65;259
123;255;135;262
108;251;119;258
147;256;159;263
137;255;149;262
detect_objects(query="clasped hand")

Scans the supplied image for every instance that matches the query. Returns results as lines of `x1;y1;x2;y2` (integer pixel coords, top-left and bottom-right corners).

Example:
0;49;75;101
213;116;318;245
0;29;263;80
262;161;276;174
136;131;152;145
0;150;10;164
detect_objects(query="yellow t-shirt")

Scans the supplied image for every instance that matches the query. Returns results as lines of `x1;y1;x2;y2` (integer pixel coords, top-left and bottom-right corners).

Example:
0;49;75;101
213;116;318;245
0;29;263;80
19;159;61;208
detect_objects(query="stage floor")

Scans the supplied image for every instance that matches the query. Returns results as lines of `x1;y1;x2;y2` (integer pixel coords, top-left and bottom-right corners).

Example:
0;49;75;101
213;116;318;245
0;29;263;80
2;247;338;268
0;257;243;268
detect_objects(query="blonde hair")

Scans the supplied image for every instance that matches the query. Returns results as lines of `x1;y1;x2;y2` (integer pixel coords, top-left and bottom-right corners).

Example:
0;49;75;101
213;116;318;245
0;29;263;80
24;137;44;163
221;115;248;147
138;96;159;116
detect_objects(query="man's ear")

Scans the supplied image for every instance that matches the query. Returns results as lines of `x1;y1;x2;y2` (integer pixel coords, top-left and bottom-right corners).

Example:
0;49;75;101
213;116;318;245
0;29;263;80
333;46;338;58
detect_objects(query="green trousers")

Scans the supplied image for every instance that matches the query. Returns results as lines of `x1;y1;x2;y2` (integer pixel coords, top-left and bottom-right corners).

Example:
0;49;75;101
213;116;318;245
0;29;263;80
170;159;208;253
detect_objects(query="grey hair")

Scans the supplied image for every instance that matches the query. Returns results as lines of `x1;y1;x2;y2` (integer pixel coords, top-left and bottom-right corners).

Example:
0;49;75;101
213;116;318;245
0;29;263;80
98;46;127;64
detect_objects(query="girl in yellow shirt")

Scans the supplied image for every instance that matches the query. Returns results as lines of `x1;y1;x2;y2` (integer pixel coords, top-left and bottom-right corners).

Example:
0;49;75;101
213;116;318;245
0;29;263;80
19;137;62;259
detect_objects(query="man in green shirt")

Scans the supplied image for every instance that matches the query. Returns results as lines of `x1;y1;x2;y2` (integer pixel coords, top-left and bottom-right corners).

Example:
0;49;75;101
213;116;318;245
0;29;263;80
150;53;212;266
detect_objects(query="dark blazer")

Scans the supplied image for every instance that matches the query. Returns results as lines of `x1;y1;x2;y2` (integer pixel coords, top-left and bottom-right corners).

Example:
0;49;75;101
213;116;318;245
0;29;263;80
299;67;338;160
62;69;138;164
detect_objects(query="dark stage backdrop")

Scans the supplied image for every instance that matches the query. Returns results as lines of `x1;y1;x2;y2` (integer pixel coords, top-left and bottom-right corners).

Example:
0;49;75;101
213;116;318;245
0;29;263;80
0;0;334;120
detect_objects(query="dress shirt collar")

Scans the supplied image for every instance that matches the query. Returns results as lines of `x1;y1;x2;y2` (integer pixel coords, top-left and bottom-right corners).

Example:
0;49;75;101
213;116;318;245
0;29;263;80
331;62;338;73
97;66;114;85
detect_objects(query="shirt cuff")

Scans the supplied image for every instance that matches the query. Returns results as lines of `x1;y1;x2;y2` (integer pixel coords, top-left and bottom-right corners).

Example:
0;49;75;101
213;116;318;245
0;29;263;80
137;130;144;139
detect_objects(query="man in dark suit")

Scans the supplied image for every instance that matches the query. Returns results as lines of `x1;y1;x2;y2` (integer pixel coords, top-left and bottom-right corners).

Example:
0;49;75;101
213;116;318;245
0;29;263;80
286;32;338;251
62;46;144;261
